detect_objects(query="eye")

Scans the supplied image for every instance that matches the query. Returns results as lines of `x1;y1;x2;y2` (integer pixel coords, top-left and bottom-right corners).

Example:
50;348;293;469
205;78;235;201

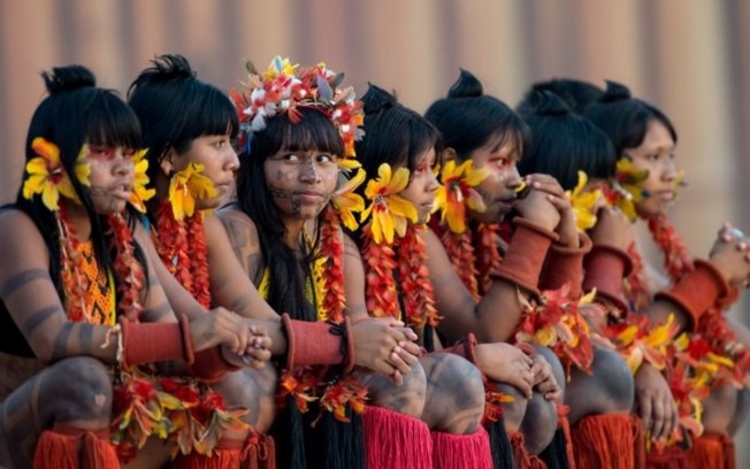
494;157;510;168
283;153;300;162
646;154;659;162
88;146;115;160
122;148;135;158
213;138;228;149
317;153;336;164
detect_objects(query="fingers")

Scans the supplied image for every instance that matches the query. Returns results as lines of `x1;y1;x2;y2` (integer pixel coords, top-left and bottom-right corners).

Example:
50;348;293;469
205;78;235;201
525;174;566;197
638;392;652;432
649;397;666;441
388;345;416;376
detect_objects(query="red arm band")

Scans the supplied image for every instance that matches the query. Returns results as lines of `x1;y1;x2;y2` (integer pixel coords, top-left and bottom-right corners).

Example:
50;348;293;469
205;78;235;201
538;233;593;298
189;346;242;383
282;314;354;372
582;245;634;316
441;332;479;365
120;317;190;368
653;259;730;331
490;218;559;296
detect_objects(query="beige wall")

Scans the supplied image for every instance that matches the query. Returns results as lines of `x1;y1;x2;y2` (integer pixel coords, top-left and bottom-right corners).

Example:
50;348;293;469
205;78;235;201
2;0;749;462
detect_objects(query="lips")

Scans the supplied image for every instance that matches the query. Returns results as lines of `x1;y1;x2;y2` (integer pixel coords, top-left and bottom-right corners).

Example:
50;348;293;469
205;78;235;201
110;183;133;201
296;191;326;203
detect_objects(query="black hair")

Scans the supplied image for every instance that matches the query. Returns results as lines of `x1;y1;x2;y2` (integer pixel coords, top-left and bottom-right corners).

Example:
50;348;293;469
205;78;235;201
235;107;344;321
127;54;239;189
584;80;677;155
358;83;442;180
12;65;146;324
516;78;604;116
424;68;530;161
518;91;617;190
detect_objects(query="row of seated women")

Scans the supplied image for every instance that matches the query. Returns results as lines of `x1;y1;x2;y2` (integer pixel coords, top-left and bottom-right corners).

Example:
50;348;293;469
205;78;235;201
0;54;747;469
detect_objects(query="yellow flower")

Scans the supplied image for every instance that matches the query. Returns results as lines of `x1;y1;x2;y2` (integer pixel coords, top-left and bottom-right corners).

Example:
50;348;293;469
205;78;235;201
361;164;418;244
331;168;366;230
566;171;601;231
129;149;155;213
263;56;297;81
337;157;362;172
608;158;649;222
434;160;490;234
22;137;89;211
168;163;218;220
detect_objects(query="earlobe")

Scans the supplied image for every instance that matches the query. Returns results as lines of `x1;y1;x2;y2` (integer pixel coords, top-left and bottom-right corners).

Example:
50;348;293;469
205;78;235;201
160;148;175;178
440;147;458;165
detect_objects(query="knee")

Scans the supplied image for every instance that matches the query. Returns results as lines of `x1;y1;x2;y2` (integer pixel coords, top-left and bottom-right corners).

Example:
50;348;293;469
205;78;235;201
495;383;528;433
42;357;112;422
590;347;634;411
213;366;278;432
519;393;558;454
702;384;739;434
365;361;427;418
421;354;485;434
728;387;750;436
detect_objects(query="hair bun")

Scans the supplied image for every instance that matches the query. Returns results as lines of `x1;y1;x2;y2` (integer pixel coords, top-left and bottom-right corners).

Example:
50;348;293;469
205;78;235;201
525;90;571;116
600;80;632;103
362;83;398;114
447;68;483;99
42;65;96;95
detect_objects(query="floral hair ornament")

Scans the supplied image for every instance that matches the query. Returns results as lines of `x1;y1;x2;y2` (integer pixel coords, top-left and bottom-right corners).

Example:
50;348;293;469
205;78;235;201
360;163;418;244
22;137;91;211
168;162;218;221
434;159;490;234
603;157;649;222
129;149;155;213
232;56;365;170
566;171;602;232
331;168;366;230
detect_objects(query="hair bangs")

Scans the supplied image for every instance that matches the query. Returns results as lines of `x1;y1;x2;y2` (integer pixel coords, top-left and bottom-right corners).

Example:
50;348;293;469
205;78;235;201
262;107;344;158
85;92;142;149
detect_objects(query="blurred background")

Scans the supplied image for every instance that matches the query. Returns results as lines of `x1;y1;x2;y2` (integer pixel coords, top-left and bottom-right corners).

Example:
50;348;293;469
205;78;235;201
1;0;749;463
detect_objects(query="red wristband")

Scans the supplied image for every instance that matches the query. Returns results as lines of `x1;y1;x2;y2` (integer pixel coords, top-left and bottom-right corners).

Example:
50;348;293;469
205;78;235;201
538;233;593;298
189;346;241;383
121;320;185;369
582;245;633;315
281;314;350;370
441;333;479;366
653;259;730;331
490;218;559;295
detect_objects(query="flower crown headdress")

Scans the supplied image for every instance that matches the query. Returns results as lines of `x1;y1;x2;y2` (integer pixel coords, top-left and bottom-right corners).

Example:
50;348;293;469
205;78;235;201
232;56;365;170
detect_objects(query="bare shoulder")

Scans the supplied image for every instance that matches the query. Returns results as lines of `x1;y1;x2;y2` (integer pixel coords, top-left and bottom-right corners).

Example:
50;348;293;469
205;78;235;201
216;204;259;246
0;209;49;266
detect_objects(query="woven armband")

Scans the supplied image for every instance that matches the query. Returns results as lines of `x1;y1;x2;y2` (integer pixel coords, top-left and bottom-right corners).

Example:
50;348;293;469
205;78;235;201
539;233;593;298
582;245;634;315
281;313;353;371
490;218;559;295
120;318;188;369
653;259;730;331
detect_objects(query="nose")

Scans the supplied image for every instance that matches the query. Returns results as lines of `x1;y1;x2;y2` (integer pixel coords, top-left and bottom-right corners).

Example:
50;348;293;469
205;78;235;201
226;146;240;173
426;171;440;193
299;159;319;184
661;157;677;183
506;166;522;191
113;158;133;177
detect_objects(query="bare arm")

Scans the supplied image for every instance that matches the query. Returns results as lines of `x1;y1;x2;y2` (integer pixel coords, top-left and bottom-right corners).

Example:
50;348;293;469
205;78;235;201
421;227;526;343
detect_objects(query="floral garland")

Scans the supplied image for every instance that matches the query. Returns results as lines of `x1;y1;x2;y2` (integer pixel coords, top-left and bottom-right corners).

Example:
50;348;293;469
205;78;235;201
232;56;364;168
515;285;596;378
433;159;491;298
154;163;217;308
397;225;440;328
567;170;602;232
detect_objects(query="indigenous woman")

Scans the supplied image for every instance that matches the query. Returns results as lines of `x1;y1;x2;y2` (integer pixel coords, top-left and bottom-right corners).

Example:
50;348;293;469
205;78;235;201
0;65;270;468
220;57;452;469
584;81;750;468
351;83;563;469
127;53;281;467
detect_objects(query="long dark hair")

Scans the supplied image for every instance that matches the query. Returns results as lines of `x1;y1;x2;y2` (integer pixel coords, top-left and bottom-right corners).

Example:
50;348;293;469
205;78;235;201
15;65;145;298
584;80;677;155
518;90;617;190
425;68;529;161
127;54;239;194
235;107;344;321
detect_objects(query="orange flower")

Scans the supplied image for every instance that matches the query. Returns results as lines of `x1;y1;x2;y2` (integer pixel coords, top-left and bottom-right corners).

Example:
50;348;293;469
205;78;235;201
434;159;489;233
361;164;418;244
22;137;90;210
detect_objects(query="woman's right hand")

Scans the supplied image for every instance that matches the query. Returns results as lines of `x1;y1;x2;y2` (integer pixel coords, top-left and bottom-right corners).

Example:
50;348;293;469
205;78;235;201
588;206;634;250
475;342;535;398
188;307;266;358
709;224;750;286
351;317;422;385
